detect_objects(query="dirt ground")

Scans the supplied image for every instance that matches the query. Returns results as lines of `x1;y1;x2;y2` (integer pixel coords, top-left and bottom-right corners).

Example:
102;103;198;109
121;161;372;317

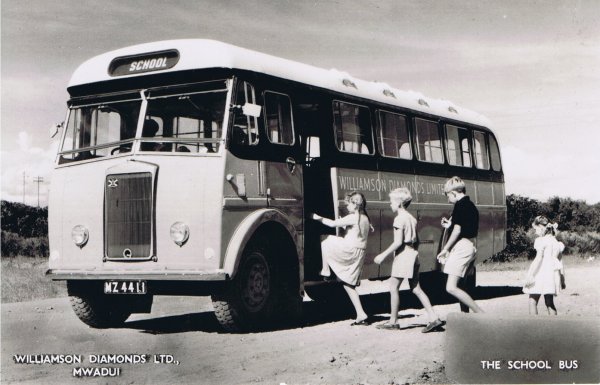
2;262;599;385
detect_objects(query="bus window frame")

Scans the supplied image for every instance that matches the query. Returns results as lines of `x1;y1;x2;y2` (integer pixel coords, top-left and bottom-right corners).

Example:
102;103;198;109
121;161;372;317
488;132;503;172
231;80;260;147
472;129;491;170
414;117;445;164
58;92;144;163
262;90;296;147
331;99;375;156
444;123;473;168
376;109;412;160
143;84;229;155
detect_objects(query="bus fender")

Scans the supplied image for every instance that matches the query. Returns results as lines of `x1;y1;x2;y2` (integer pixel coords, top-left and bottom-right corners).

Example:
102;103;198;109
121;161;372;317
222;208;299;279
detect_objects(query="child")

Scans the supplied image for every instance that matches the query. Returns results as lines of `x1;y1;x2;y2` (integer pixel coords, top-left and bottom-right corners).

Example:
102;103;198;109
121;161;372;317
374;188;444;332
311;192;371;325
436;176;484;313
523;216;565;315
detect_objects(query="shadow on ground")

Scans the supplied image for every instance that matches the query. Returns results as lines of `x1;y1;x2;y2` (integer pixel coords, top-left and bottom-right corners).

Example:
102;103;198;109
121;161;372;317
124;284;523;335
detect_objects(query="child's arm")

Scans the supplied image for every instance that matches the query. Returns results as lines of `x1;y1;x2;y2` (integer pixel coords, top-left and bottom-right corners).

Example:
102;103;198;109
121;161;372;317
437;224;462;261
374;226;404;265
524;248;544;286
311;213;355;229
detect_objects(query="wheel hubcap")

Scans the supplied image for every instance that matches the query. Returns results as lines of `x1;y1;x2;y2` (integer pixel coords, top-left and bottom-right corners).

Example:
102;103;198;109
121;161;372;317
241;254;270;311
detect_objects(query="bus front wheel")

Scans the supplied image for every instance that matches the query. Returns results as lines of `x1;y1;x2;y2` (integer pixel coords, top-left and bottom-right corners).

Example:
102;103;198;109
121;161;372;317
212;248;278;332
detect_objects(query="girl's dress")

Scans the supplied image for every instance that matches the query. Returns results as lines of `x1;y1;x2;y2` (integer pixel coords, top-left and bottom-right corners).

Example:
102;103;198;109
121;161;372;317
320;212;370;286
523;235;565;295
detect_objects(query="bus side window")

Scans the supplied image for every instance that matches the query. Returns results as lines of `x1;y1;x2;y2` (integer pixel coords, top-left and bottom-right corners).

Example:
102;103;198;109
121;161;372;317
473;130;490;169
233;81;259;146
445;124;471;167
264;92;294;145
332;101;373;154
377;110;411;159
415;118;443;163
489;133;502;171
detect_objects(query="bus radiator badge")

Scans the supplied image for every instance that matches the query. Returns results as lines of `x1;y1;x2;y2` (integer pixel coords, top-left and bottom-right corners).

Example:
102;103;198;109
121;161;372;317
123;248;132;258
107;178;118;188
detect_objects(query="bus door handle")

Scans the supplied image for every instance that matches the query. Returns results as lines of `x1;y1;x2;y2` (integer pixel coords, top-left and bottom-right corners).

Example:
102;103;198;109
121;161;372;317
285;157;296;174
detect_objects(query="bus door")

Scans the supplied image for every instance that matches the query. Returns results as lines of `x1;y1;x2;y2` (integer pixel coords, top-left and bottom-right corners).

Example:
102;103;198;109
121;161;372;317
301;134;335;280
262;92;303;229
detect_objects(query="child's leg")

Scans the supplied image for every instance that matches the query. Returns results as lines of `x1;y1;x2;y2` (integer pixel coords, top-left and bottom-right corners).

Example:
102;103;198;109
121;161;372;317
409;279;439;322
446;275;484;313
544;294;557;315
528;294;540;315
343;283;368;321
389;277;402;324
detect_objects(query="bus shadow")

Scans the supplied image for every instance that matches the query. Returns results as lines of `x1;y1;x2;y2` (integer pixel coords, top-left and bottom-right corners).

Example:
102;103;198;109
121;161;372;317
124;284;523;334
125;312;224;334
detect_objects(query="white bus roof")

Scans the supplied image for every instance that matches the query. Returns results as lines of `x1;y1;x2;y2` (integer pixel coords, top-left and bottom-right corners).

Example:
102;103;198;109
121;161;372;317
69;39;490;127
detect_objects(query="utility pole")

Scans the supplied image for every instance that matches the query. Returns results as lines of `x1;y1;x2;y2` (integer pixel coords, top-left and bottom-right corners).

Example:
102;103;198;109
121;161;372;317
33;176;44;207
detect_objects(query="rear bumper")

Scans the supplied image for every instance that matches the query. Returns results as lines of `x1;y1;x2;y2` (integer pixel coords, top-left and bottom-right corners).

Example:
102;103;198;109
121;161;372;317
46;269;228;281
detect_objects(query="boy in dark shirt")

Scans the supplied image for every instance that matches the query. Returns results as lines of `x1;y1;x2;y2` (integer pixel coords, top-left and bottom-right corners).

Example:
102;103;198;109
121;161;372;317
437;176;484;313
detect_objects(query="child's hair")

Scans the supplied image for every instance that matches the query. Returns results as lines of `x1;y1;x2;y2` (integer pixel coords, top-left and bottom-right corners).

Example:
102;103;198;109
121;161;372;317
443;176;466;194
389;187;412;208
345;191;371;224
532;215;559;236
345;192;367;214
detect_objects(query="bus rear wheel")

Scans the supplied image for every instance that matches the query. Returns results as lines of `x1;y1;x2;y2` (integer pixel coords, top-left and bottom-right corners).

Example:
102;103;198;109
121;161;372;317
212;249;277;332
67;281;134;328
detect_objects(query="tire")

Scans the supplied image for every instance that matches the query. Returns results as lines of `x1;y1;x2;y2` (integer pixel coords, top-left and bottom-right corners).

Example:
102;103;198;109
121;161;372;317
67;281;134;328
212;249;278;332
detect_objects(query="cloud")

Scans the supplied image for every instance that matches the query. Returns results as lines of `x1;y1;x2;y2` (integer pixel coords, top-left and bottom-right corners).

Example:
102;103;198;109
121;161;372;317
502;144;600;204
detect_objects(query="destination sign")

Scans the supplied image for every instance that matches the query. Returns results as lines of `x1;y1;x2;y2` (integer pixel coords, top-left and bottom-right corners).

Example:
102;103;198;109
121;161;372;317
108;49;179;76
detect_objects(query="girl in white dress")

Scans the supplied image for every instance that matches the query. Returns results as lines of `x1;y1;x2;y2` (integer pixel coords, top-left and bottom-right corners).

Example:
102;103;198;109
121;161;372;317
311;192;371;325
523;216;565;315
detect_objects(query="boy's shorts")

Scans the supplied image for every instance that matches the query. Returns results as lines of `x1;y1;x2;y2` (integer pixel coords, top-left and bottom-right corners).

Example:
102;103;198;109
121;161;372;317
391;246;419;279
443;238;476;278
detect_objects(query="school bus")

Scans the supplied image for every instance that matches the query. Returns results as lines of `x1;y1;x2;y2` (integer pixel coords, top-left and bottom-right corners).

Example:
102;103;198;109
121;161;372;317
47;39;505;331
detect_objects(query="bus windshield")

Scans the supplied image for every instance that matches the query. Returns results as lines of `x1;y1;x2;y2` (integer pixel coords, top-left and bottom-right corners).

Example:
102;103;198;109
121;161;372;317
60;92;142;162
143;82;228;154
58;81;229;162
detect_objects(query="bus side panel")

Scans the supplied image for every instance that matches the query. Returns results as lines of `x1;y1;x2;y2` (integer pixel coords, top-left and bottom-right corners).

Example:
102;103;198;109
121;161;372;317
493;182;507;254
414;175;453;272
474;180;495;260
221;153;265;270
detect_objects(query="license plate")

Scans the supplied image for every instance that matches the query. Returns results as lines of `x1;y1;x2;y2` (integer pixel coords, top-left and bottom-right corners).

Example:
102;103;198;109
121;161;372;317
104;280;147;294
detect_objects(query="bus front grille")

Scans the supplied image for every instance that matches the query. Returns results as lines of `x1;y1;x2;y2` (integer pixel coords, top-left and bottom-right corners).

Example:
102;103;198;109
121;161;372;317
104;172;153;260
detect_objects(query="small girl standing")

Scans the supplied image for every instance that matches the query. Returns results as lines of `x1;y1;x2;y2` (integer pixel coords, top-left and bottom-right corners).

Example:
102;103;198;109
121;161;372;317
523;215;565;315
311;192;371;325
373;188;443;332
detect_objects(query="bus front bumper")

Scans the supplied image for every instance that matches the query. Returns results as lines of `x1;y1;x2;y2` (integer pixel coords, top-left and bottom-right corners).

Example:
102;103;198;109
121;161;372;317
45;269;228;281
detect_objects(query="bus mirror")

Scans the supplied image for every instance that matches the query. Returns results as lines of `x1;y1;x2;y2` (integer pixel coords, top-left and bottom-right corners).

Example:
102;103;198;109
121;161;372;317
307;136;320;160
50;122;63;138
242;103;262;118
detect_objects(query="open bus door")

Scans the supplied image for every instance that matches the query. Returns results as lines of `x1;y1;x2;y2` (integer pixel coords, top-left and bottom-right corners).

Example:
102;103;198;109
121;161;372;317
302;135;336;281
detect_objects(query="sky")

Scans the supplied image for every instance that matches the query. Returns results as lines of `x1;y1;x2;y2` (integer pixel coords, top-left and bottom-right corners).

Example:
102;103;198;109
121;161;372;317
2;0;600;206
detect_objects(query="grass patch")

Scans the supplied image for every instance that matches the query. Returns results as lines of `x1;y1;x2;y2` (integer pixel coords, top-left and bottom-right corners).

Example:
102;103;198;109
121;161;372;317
1;256;66;303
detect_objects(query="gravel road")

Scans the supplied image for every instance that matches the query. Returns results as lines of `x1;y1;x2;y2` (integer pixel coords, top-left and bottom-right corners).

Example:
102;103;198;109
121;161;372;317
2;264;599;384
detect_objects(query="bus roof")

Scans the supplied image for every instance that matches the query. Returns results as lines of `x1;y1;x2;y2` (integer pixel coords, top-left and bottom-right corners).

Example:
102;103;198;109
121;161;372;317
69;39;491;127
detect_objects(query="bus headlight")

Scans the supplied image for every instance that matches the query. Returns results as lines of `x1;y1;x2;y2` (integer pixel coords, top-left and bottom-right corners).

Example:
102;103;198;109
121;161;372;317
170;222;190;246
71;225;89;247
